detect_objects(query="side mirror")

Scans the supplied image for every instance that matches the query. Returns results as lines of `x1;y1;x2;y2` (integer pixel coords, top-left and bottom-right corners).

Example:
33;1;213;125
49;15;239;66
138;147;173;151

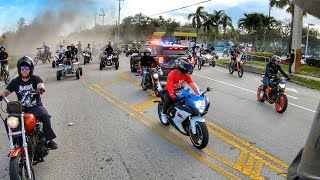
207;87;213;92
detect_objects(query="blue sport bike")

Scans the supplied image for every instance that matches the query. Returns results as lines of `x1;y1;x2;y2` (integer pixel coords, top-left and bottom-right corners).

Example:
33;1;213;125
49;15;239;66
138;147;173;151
155;83;212;149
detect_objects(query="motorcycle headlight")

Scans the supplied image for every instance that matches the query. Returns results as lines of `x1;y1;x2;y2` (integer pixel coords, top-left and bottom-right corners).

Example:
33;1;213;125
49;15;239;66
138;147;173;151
279;83;286;89
194;100;206;113
7;116;19;129
153;73;159;79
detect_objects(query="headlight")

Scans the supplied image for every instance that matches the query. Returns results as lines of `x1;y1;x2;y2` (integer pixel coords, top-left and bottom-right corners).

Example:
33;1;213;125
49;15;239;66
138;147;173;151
194;100;206;113
153;73;159;79
279;83;286;89
7;117;19;129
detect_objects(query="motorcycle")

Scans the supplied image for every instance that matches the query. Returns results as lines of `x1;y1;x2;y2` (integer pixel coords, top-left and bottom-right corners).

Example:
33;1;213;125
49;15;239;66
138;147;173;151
34;48;50;65
197;50;219;70
141;66;163;97
222;49;230;57
100;52;119;70
56;55;83;80
82;50;91;65
155;86;212;149
228;58;244;77
257;75;288;113
52;53;65;68
0;91;49;180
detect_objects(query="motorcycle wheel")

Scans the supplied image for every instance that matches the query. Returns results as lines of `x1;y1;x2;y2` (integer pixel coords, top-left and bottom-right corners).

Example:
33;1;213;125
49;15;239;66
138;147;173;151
189;67;194;75
157;102;169;125
189;121;209;149
228;63;234;74
52;61;55;68
257;85;265;102
34;57;39;65
76;69;80;79
9;151;35;180
238;66;243;77
84;58;86;65
115;61;119;70
79;67;83;76
56;70;61;80
198;59;202;70
4;70;10;85
275;94;288;113
100;62;103;70
212;61;216;67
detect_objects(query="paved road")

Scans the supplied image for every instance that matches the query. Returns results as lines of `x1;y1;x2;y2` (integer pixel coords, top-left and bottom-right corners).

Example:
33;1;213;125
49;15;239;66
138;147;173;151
0;54;319;179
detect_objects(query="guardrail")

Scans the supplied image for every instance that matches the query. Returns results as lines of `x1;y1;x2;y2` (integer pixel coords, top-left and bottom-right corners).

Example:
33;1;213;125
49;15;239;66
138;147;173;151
246;54;270;64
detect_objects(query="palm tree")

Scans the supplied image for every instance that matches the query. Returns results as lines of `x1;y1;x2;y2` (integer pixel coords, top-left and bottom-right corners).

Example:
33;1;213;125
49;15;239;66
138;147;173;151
188;6;207;42
261;15;276;46
221;14;233;38
238;13;263;47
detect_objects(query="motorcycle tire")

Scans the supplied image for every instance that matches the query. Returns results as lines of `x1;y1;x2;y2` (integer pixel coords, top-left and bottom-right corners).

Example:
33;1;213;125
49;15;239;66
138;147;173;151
275;94;288;113
198;60;202;70
4;70;10;85
10;150;35;180
257;85;265;102
115;61;119;70
76;69;80;79
52;61;55;68
238;66;243;77
212;61;216;67
189;67;194;75
34;57;39;65
157;102;169;125
189;121;209;149
100;62;103;70
228;63;234;74
79;67;83;76
57;71;61;80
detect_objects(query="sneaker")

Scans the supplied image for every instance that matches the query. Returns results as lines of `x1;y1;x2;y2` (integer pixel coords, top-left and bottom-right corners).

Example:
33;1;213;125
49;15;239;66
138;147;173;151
47;140;58;150
160;112;168;124
260;91;264;98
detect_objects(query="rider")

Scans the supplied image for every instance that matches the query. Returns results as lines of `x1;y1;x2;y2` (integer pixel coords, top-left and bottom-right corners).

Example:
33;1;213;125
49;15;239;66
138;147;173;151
83;44;92;61
2;56;58;149
260;55;290;98
43;42;51;59
160;59;201;124
71;44;78;61
138;48;158;89
57;44;67;59
0;46;9;75
230;45;240;68
105;44;113;55
64;46;73;66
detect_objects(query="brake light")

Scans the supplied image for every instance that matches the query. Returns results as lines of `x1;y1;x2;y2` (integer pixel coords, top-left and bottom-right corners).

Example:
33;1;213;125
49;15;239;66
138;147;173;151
158;56;164;64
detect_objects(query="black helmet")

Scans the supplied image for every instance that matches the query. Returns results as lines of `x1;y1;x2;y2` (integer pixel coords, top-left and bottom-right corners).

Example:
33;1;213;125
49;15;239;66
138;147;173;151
177;59;192;74
144;48;151;55
17;56;34;77
0;46;5;51
271;55;281;63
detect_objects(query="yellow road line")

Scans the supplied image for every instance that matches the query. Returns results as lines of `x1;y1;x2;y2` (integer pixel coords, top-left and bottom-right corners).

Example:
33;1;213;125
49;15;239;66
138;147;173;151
82;79;240;180
131;96;160;112
119;72;288;171
233;150;250;171
93;76;124;87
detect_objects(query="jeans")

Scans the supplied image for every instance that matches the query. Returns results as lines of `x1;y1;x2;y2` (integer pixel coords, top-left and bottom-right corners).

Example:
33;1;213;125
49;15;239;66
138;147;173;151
162;90;173;114
25;106;57;141
230;58;236;68
288;61;294;73
142;66;148;84
263;76;270;92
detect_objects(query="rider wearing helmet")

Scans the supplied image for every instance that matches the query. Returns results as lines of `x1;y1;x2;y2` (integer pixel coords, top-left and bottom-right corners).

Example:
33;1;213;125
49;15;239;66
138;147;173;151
230;45;241;68
139;48;158;90
160;59;201;124
2;56;58;149
105;44;113;55
71;44;78;61
0;46;9;74
260;55;290;98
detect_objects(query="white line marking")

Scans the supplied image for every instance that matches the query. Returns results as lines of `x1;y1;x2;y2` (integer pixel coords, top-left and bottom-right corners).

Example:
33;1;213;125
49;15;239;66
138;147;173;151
286;95;299;100
193;73;316;113
286;88;299;94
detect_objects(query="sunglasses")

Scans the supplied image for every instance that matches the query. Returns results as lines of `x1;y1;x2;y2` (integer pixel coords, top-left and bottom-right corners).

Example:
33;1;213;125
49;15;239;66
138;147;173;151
20;66;30;71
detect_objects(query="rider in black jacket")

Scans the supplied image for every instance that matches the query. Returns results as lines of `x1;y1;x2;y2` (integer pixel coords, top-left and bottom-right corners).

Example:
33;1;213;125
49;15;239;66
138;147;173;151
105;44;113;55
260;55;290;98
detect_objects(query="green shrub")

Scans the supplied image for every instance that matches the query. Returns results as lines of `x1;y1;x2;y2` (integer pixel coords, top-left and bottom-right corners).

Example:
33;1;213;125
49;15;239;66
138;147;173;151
306;58;320;68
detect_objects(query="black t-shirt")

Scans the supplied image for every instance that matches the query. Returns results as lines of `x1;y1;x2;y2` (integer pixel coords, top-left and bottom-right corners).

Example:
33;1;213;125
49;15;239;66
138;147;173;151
6;75;43;108
290;52;295;62
0;52;8;64
140;56;158;67
65;51;73;59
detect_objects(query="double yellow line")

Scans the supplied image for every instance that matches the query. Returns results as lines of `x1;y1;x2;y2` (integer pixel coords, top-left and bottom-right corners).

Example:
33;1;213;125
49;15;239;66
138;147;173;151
81;77;241;179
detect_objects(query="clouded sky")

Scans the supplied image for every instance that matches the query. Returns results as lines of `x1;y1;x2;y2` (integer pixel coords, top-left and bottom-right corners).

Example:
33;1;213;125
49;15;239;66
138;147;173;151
1;0;320;34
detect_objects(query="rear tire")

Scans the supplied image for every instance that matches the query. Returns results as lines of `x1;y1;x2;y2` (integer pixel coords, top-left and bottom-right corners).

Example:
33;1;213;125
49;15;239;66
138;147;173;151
57;70;61;80
198;59;202;70
229;63;234;74
52;61;55;68
100;62;103;70
115;61;119;70
79;67;83;76
189;122;209;149
76;69;80;79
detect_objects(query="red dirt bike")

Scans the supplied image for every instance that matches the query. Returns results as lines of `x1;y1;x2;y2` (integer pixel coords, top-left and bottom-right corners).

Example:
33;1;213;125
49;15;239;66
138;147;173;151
257;75;288;113
228;59;244;77
0;91;50;180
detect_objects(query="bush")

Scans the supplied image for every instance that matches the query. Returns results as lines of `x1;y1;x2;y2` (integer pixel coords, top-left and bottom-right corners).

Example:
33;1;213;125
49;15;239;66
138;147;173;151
306;58;320;68
248;52;274;61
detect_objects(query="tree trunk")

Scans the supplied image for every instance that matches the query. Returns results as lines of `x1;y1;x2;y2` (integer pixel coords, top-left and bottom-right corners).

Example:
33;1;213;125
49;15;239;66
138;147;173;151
196;28;199;43
288;9;294;53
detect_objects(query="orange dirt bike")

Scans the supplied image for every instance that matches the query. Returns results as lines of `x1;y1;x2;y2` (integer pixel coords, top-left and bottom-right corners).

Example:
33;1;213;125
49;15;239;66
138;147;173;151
257;75;288;113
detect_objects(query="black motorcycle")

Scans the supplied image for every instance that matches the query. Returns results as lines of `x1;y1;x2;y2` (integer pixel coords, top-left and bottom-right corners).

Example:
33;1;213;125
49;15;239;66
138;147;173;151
100;51;119;70
141;66;162;97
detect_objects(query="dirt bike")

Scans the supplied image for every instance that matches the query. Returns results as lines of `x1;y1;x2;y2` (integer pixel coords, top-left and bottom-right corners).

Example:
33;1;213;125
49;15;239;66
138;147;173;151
257;75;288;113
0;63;10;85
0;91;50;180
34;48;50;65
229;59;244;77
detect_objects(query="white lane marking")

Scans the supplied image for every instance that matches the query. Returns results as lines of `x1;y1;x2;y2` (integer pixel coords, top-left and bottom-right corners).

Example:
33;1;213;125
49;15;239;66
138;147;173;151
193;73;316;113
286;88;299;94
286;95;299;100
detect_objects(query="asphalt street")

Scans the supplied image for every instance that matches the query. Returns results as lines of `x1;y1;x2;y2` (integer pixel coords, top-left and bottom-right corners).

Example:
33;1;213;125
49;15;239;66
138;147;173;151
0;54;319;179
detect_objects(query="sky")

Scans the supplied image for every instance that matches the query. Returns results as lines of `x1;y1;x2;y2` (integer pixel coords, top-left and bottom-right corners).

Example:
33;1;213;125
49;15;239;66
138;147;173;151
1;0;320;34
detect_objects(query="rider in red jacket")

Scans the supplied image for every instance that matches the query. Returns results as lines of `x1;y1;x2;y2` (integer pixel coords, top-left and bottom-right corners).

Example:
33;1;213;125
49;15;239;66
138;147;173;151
161;59;200;124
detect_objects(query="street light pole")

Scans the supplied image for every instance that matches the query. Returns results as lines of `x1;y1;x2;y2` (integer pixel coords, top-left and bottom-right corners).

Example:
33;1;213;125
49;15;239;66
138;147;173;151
117;0;124;42
99;8;106;26
305;23;315;58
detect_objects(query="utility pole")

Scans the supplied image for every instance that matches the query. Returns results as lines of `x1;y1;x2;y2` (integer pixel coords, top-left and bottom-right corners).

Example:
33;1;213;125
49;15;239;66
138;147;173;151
305;23;315;58
117;0;124;42
99;8;106;26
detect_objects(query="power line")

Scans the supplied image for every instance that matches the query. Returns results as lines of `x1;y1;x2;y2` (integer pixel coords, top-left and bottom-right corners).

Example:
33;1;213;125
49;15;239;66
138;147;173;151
149;0;212;17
